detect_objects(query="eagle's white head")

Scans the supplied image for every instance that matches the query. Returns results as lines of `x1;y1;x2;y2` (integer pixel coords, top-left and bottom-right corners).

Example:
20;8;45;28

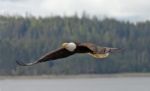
62;42;77;52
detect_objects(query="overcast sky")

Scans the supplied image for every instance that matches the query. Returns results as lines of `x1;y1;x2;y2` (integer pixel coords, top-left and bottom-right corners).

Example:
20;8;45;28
0;0;150;22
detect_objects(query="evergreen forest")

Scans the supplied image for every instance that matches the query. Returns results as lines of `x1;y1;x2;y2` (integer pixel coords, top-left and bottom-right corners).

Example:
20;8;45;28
0;15;150;75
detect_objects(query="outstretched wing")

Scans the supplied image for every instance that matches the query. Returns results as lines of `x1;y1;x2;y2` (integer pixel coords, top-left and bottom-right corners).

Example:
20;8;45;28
80;43;121;53
79;43;121;58
96;47;121;54
88;47;121;58
16;48;75;66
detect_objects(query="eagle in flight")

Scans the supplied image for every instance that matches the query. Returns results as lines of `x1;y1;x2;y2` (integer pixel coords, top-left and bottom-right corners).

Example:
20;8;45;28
16;42;121;66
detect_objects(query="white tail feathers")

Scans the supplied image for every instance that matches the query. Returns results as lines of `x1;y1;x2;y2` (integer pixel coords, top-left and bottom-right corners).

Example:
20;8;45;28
88;53;109;58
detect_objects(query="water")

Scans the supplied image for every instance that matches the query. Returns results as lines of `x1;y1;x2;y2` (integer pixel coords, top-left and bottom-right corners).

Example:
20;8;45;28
0;76;150;91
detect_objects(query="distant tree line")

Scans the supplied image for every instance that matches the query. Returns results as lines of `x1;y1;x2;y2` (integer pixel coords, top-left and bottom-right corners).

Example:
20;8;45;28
0;15;150;75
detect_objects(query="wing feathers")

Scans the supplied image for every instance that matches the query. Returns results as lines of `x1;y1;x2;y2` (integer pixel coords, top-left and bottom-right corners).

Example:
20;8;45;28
78;43;121;54
16;60;39;66
16;48;74;66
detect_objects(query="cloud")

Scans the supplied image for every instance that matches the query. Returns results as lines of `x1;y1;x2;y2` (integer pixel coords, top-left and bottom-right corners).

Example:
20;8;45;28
0;0;150;22
0;0;44;16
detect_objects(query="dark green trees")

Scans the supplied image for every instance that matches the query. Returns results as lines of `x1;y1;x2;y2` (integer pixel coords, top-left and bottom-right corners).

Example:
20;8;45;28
0;15;150;75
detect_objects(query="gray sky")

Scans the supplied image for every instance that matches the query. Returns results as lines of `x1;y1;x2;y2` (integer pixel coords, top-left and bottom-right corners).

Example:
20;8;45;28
0;0;150;22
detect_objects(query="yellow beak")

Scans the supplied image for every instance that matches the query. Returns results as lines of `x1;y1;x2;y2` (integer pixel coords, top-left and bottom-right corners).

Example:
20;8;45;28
62;43;68;48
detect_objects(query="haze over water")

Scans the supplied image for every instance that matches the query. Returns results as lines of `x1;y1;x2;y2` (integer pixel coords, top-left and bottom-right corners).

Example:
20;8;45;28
0;76;150;91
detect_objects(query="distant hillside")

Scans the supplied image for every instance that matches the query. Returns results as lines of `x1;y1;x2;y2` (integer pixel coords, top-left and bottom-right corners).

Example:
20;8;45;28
0;15;150;75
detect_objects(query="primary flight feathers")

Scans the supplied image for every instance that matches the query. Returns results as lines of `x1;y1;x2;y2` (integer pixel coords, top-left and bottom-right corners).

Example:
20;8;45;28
16;42;121;66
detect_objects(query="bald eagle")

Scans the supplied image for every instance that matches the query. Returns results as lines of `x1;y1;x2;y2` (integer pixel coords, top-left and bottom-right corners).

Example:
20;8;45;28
16;42;120;66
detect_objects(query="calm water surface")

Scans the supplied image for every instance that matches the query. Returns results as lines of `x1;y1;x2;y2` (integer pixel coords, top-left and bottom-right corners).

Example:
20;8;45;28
0;76;150;91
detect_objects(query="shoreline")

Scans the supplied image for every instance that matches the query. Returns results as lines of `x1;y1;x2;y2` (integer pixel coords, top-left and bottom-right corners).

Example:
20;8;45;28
1;73;150;80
